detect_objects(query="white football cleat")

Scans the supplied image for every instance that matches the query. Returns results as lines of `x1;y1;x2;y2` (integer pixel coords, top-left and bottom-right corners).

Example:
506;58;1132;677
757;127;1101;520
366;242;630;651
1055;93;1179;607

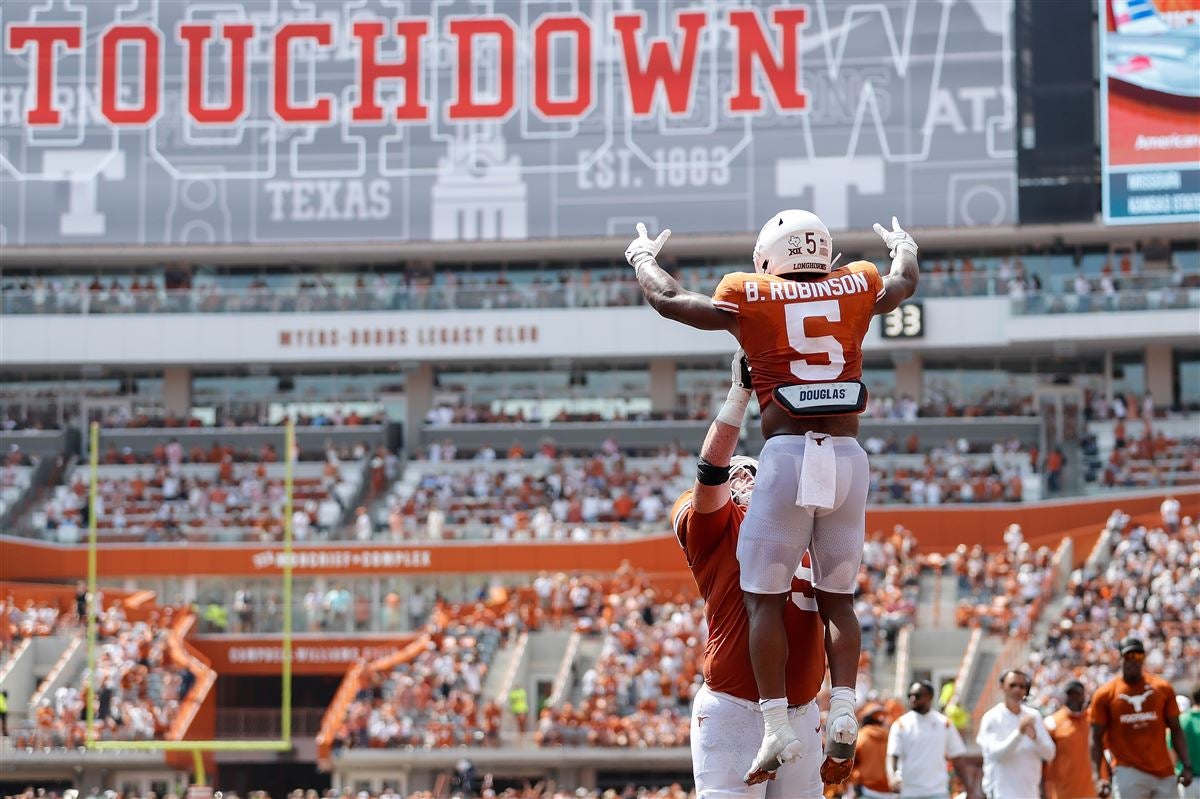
824;697;859;761
744;726;805;785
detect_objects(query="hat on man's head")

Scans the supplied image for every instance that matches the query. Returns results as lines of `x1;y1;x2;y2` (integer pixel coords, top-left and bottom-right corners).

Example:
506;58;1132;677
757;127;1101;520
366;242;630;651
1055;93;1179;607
1119;636;1145;656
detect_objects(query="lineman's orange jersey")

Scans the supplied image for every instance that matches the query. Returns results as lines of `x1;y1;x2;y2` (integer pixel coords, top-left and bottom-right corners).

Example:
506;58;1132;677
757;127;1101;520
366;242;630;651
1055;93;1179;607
711;262;885;411
672;489;825;705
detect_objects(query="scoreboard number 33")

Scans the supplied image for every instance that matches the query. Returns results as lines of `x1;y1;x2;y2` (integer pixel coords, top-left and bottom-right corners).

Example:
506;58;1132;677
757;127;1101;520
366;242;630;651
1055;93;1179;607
882;303;924;339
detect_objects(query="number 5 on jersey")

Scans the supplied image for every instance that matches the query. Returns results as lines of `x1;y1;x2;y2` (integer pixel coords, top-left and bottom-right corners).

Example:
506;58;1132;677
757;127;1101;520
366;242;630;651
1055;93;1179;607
785;300;846;380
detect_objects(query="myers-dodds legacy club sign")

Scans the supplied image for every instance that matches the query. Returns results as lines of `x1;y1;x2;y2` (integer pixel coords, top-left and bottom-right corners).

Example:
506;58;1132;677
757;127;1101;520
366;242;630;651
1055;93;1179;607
1;0;1015;244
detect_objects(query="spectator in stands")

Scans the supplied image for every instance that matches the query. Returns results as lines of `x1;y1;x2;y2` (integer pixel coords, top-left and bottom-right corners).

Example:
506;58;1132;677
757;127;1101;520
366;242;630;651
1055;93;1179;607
509;686;529;737
1090;637;1192;799
1162;495;1182;534
977;669;1054;799
355;507;372;541
1044;680;1096;799
0;689;8;737
887;680;975;799
1046;448;1065;493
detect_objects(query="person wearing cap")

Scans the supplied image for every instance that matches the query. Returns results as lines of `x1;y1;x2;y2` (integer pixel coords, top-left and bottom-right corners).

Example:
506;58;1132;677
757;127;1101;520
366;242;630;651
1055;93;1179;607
1043;680;1096;799
977;669;1054;799
887;681;977;799
673;350;827;797
852;703;895;798
1091;637;1193;799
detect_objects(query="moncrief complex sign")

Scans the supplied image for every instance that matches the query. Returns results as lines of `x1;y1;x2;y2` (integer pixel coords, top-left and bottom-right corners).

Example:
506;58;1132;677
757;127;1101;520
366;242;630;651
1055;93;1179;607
0;0;1016;244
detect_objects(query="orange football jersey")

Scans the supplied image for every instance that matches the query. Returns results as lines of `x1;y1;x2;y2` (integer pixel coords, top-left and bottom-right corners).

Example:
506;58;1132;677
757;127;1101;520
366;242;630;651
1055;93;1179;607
672;489;825;705
712;262;885;410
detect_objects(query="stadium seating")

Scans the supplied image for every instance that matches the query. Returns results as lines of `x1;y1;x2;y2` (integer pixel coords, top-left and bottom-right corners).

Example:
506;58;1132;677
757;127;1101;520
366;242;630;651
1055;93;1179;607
952;539;1057;636
12;604;192;748
1091;419;1200;489
0;458;37;520
29;458;363;544
376;453;690;541
3;247;1196;316
1;598;63;659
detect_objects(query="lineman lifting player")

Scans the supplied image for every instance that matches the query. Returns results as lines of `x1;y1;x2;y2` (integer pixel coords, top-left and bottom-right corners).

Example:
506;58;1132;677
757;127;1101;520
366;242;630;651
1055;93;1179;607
626;210;920;784
674;347;827;798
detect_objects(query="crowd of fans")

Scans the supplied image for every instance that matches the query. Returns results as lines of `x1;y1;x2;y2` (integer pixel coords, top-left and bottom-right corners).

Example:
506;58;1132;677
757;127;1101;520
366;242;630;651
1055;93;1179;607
1024;508;1199;715
4;245;1191;317
1;445;36;519
535;571;701;749
1;598;64;659
12;604;194;748
951;525;1057;635
1;787;697;799
379;451;690;542
329;585;551;752
30;441;362;544
102;408;387;431
423;404;709;427
868;443;1032;505
383;436;1046;543
332;627;504;750
857;527;922;660
1099;419;1200;489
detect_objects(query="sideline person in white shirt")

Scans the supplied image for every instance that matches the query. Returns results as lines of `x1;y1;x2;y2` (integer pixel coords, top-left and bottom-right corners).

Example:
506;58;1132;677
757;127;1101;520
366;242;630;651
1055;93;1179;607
887;680;978;799
977;669;1054;799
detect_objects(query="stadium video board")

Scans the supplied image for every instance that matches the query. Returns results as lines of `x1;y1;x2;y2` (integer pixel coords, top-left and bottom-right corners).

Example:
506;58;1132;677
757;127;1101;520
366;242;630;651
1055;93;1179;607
1099;0;1200;225
1;0;1015;246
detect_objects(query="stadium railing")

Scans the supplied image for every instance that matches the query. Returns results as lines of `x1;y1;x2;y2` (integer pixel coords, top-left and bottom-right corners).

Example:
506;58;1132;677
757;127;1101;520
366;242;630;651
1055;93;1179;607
3;267;1196;315
1010;286;1200;315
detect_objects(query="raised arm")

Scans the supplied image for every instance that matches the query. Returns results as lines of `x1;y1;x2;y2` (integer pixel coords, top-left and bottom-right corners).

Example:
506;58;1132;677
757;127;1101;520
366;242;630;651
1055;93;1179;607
690;350;753;514
625;223;738;333
871;216;920;315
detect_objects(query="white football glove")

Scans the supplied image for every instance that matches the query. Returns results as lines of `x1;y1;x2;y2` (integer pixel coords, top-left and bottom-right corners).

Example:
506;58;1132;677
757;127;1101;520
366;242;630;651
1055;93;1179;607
731;348;752;391
625;222;671;269
873;216;918;259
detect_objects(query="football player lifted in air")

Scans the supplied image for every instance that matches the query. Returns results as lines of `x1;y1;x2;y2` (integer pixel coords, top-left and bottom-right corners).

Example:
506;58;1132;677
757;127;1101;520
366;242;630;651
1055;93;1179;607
626;212;919;784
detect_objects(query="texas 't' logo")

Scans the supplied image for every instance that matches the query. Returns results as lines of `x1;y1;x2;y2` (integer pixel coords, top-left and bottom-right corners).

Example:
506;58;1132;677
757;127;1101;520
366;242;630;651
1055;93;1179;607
1118;689;1154;712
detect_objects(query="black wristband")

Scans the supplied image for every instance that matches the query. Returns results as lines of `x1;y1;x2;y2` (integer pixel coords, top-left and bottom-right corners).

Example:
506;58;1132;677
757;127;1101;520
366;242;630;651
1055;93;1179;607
696;458;731;486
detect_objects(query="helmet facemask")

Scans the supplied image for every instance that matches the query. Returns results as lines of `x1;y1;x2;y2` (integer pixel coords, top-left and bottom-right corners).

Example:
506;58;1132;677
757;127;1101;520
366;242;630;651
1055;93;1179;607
729;455;758;506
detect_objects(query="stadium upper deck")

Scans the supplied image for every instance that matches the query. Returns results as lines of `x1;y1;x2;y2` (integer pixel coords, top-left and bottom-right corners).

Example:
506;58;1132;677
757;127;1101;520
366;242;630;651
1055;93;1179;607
2;237;1199;434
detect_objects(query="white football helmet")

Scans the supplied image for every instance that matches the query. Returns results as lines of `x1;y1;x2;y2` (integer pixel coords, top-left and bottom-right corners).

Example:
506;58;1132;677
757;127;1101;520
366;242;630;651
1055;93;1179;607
752;209;833;276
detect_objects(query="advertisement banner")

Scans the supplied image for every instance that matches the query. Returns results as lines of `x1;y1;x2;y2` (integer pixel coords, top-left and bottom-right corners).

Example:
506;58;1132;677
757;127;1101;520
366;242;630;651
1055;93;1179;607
1099;0;1200;224
0;0;1015;246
